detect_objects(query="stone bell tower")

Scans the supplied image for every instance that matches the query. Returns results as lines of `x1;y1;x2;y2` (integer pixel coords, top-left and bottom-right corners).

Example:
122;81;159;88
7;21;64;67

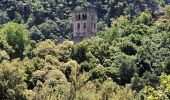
73;9;97;42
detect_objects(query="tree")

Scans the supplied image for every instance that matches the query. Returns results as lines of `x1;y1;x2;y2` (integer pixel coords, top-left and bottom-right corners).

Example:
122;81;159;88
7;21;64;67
33;70;70;100
131;72;160;92
137;12;153;25
165;5;170;18
0;22;29;58
141;74;170;100
0;60;27;100
38;19;59;40
100;78;135;100
64;60;80;100
33;40;58;58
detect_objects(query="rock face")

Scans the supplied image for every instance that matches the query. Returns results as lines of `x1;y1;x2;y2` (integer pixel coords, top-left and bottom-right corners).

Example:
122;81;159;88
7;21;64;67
73;9;97;42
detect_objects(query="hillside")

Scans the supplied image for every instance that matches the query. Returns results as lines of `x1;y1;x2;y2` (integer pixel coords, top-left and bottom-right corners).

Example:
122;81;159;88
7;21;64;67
0;0;170;100
0;0;166;41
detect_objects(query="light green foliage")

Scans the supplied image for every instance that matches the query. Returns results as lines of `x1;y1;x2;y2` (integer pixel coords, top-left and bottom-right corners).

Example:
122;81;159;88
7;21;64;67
0;50;9;60
76;78;135;100
156;0;165;6
142;74;170;100
100;79;135;100
0;1;170;99
137;12;153;25
33;69;71;100
57;41;74;62
64;60;80;100
33;39;58;58
0;59;27;99
0;22;29;58
165;5;170;17
99;16;131;41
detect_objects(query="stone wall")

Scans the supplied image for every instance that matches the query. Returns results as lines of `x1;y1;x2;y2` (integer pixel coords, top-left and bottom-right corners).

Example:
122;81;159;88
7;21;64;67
73;9;97;40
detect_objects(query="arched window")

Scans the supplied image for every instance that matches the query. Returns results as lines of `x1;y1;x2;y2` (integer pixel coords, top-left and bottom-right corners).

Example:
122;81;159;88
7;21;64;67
84;23;86;28
84;14;87;19
78;14;81;20
77;23;80;29
83;14;87;19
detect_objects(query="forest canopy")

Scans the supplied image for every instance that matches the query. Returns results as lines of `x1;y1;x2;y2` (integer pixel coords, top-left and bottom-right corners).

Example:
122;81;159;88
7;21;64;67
0;0;170;100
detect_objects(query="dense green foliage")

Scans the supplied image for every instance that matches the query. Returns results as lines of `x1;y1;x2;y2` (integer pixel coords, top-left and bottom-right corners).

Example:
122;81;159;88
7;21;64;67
0;0;167;42
1;0;170;100
0;22;29;59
